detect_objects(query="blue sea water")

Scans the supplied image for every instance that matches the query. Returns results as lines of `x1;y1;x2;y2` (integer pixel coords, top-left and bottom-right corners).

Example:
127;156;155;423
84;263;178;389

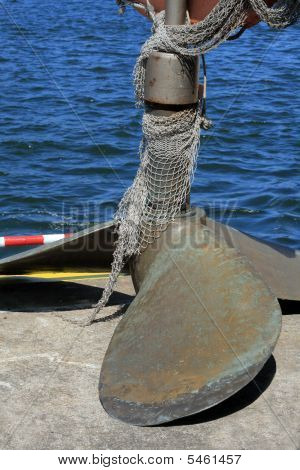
0;0;299;259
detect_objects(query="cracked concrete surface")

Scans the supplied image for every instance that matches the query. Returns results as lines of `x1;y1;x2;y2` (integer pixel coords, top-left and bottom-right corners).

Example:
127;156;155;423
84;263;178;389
0;275;299;450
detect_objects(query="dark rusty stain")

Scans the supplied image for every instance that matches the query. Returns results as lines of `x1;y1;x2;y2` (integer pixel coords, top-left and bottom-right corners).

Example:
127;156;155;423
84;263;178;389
148;78;156;87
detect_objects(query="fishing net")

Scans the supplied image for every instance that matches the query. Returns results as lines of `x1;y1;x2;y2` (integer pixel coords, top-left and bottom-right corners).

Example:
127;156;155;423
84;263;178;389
77;0;299;326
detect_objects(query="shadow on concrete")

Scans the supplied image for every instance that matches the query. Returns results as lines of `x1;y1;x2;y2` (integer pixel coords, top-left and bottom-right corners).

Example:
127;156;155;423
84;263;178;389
0;280;134;313
93;303;131;323
279;299;300;315
163;355;276;427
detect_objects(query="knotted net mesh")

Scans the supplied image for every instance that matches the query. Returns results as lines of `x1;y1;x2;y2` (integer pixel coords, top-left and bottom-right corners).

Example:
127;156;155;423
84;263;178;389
77;0;299;326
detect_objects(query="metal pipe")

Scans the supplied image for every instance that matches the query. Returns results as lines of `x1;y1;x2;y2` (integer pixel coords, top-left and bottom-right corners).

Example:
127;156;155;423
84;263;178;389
165;0;190;212
144;0;197;213
165;0;187;25
0;233;72;247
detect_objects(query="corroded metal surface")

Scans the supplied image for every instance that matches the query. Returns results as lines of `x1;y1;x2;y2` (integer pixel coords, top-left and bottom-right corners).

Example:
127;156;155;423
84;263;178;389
100;210;282;426
205;218;300;301
144;52;199;105
131;209;300;301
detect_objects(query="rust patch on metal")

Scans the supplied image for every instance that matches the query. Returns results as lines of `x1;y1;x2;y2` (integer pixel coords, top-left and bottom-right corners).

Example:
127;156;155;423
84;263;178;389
148;78;156;87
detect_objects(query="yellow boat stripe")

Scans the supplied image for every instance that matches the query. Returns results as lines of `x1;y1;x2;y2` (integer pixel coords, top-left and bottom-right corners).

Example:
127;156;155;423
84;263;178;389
0;271;125;282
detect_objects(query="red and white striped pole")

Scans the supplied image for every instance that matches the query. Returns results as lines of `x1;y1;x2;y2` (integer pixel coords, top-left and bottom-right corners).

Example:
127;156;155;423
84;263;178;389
0;233;72;247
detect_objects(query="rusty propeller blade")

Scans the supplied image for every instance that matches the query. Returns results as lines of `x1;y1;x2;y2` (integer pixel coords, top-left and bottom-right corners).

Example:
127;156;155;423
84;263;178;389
99;209;282;426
